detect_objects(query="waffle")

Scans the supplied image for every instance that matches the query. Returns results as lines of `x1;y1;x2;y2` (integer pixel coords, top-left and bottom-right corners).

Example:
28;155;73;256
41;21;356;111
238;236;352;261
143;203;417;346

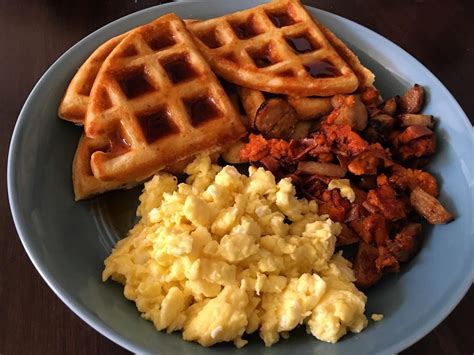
187;0;359;97
83;13;246;183
237;19;375;123
317;22;374;89
58;20;202;125
72;135;131;200
72;135;201;200
58;34;127;124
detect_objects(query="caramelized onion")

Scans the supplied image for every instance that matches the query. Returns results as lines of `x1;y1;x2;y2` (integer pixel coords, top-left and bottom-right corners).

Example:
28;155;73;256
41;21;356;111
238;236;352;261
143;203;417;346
297;161;346;177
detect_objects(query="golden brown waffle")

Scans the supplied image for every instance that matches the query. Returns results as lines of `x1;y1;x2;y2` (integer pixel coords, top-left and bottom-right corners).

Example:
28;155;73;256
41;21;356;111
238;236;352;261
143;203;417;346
58;34;127;124
59;20;201;125
237;19;375;123
317;22;374;89
72;135;201;200
72;135;133;200
83;13;246;183
187;0;359;97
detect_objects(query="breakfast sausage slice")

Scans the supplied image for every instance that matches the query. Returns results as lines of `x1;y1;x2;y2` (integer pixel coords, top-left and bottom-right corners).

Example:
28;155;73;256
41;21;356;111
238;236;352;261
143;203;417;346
330;95;368;131
382;97;397;116
399;84;425;114
254;98;297;139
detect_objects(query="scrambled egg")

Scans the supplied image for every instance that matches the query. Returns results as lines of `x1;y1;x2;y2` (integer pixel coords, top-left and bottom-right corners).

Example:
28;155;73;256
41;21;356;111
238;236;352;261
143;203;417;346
371;313;384;321
103;155;368;347
328;179;355;202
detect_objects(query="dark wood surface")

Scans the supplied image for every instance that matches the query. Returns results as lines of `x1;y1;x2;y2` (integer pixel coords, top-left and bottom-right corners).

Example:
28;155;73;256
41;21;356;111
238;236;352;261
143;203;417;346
1;0;472;354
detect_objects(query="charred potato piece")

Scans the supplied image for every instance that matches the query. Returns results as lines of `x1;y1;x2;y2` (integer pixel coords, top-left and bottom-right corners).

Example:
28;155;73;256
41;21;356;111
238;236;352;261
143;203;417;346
399;84;425;114
399;114;434;128
371;113;396;131
222;141;247;164
364;114;395;144
254;98;297;139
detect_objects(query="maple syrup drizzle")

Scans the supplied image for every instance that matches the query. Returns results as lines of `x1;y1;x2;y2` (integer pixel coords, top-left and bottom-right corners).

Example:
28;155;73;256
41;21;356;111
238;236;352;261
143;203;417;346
286;35;315;53
119;70;154;99
267;12;295;28
138;110;179;143
304;60;340;78
185;96;221;126
107;129;130;154
162;57;197;84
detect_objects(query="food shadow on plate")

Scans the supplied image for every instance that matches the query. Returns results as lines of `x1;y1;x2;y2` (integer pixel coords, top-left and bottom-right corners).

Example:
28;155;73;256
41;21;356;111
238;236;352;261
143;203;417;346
91;186;142;252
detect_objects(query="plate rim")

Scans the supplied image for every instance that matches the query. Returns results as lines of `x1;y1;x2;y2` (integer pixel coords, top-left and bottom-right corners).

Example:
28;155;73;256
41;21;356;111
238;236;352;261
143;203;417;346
7;1;474;354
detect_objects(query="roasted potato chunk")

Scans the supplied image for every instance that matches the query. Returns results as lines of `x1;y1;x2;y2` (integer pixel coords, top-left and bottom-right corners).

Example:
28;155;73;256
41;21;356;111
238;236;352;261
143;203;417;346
410;187;453;224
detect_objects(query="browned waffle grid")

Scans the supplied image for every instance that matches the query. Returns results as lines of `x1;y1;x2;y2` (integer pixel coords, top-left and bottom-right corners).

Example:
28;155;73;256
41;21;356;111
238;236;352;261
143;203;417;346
72;133;197;200
58;34;127;124
188;0;359;97
84;14;245;182
72;134;133;200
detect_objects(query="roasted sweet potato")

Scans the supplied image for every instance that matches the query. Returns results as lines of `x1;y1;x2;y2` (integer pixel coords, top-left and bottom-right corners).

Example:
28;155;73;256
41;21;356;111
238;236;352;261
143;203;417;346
354;242;383;289
375;247;400;273
399;135;436;160
397;126;434;144
240;134;289;162
240;134;270;162
366;185;406;221
241;83;454;288
348;151;381;175
387;223;423;262
322;124;369;156
389;165;439;196
318;190;351;222
350;214;388;245
336;223;360;246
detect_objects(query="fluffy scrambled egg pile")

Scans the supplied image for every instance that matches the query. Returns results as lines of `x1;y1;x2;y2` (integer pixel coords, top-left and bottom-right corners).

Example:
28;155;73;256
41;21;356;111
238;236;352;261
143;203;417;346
103;155;368;347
